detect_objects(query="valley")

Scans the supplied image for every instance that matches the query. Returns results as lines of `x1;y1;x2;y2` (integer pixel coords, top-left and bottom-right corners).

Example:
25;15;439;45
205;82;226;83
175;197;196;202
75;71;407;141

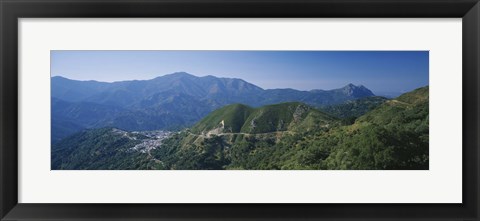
51;85;429;170
51;72;375;142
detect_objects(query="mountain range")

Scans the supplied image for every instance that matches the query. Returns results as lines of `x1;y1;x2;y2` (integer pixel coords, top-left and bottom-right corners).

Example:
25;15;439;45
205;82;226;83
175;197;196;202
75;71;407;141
52;86;428;170
149;86;429;170
52;72;375;142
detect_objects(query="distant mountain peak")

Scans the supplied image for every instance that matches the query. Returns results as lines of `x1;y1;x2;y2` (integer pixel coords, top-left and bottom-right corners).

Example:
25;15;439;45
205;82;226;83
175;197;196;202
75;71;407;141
172;71;193;75
52;76;73;81
340;83;375;97
52;75;67;79
343;83;368;89
161;72;197;79
343;83;364;89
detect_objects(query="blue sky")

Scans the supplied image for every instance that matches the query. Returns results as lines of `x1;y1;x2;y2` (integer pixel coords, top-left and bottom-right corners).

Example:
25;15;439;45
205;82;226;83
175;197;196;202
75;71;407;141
51;51;428;95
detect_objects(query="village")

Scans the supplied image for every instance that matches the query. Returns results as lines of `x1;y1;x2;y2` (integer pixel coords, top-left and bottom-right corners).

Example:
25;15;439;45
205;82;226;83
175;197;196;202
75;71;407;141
130;130;173;153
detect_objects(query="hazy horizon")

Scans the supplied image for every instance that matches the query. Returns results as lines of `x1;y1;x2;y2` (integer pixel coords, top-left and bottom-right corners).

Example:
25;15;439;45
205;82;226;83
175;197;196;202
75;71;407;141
51;51;429;94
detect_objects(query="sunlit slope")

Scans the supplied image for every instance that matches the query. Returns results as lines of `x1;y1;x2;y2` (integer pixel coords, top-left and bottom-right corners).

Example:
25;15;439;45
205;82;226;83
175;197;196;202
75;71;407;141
191;102;337;135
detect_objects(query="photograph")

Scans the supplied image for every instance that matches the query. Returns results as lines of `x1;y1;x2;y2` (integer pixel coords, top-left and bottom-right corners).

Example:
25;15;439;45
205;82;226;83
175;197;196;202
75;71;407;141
3;0;477;219
50;50;429;170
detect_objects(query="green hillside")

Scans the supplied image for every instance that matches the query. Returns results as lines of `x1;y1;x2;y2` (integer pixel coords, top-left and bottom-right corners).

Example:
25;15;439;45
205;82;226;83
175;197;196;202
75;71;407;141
149;102;338;169
321;96;388;119
191;103;254;134
192;102;336;135
52;128;162;170
151;86;429;170
283;86;429;170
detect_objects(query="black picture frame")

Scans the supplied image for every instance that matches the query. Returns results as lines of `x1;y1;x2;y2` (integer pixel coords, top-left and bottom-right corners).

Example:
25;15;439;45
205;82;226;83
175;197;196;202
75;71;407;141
1;0;479;220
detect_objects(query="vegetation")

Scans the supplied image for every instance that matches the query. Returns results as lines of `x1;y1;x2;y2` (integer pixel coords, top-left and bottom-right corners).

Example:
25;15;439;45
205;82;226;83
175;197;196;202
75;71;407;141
147;86;428;170
321;96;388;119
192;102;336;134
52;128;162;170
52;86;429;170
